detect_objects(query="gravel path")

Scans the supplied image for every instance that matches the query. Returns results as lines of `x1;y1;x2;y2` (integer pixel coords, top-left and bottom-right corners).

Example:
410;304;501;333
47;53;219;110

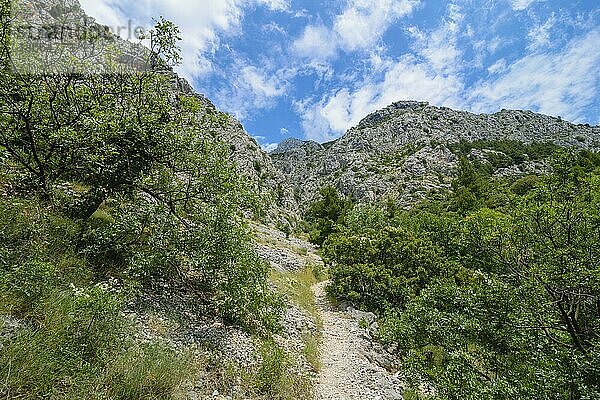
313;281;404;400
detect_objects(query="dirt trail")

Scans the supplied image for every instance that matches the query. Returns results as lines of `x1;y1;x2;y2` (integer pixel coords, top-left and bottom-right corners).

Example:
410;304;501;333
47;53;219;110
312;281;403;400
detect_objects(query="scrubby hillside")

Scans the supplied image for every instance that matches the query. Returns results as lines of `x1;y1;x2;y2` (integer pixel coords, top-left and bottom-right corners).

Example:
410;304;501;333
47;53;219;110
0;1;304;398
315;148;600;399
14;0;298;223
3;1;600;399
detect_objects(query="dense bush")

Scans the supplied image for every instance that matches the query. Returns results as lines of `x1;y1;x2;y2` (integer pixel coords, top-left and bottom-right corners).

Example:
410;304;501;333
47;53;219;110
304;186;353;246
318;148;600;399
325;222;448;314
0;16;282;398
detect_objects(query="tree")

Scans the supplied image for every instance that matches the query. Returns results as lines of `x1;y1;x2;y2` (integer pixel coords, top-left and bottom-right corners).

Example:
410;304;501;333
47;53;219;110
325;225;446;314
304;185;352;245
0;18;183;219
380;152;600;399
450;156;486;214
0;13;282;330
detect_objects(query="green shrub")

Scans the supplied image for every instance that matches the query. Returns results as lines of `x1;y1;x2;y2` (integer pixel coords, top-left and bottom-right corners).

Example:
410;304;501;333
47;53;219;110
105;344;195;400
0;260;58;315
0;288;125;398
252;340;312;399
510;175;540;195
256;340;288;394
328;263;412;313
304;186;353;246
317;149;600;398
325;226;446;314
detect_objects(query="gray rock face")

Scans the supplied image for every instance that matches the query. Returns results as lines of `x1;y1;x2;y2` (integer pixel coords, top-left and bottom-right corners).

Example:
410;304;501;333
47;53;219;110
215;116;299;221
271;101;600;209
270;138;322;155
12;0;152;74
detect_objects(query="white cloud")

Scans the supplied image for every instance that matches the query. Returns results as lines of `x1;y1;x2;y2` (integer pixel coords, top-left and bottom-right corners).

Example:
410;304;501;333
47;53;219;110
509;0;540;11
294;98;342;143
298;55;464;141
334;0;419;51
296;3;470;142
292;25;338;60
470;29;600;122
242;66;286;98
79;0;288;82
256;0;289;11
527;13;556;51
214;64;289;119
487;59;507;74
252;136;279;152
262;22;286;35
263;142;279;152
78;0;125;29
292;0;420;62
472;36;503;68
409;3;464;75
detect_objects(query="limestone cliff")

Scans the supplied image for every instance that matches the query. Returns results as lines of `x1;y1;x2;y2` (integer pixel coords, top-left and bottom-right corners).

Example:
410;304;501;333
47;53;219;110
271;101;600;208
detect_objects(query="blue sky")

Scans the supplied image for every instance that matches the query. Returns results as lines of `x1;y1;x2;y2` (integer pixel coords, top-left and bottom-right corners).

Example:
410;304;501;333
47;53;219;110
80;0;600;149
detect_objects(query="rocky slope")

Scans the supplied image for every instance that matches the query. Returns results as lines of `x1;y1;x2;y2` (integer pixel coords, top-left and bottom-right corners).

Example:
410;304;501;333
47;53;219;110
271;101;600;209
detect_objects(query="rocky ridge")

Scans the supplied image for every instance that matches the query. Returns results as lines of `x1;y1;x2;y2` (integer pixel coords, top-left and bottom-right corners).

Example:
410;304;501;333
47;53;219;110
271;101;600;209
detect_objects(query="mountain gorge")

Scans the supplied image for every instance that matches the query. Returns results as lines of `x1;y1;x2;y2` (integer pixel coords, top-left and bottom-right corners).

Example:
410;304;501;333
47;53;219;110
2;1;600;399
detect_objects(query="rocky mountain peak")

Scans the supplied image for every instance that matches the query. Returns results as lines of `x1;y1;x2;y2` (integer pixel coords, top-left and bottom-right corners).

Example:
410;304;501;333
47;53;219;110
356;100;430;129
271;101;600;209
271;138;323;155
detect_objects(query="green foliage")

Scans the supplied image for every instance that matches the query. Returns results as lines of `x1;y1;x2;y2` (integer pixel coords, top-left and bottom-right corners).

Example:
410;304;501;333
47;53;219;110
0;260;58;314
509;174;540;195
450;139;561;169
449;157;488;213
0;291;194;399
147;16;183;67
0;288;126;398
251;339;313;399
0;16;187;218
256;340;288;394
325;226;447;314
320;148;600;398
271;266;321;326
0;0;10;71
304;185;353;245
0;12;281;329
0;15;283;399
106;344;195;400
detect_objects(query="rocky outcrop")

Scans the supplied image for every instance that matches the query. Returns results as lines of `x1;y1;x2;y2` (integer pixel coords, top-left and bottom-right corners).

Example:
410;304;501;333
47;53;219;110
252;223;323;272
271;101;600;209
